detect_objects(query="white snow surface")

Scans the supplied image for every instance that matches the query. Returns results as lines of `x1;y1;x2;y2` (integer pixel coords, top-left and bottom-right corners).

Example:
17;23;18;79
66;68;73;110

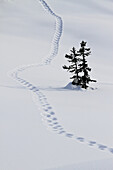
0;0;113;170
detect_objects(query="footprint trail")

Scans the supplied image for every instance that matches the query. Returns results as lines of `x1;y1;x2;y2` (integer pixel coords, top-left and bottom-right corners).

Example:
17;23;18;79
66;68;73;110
9;0;113;155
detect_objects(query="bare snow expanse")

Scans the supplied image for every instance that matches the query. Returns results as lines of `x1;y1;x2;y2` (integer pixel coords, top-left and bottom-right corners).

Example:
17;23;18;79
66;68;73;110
0;0;113;170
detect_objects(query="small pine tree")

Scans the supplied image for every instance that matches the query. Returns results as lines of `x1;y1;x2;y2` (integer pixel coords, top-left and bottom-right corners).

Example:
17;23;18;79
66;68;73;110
78;41;97;89
62;47;81;86
63;41;97;89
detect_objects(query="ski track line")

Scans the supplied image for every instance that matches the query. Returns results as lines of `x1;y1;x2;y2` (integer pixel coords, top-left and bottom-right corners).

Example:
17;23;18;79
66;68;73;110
8;0;113;155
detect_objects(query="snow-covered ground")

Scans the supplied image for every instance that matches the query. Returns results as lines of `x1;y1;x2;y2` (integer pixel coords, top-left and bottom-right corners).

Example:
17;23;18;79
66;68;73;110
0;0;113;169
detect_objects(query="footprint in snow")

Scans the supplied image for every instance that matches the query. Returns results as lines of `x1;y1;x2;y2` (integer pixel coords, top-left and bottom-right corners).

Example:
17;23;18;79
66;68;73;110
89;141;96;146
98;144;107;150
50;112;55;115
66;133;74;138
47;107;52;110
52;117;57;121
47;114;51;118
53;125;62;129
53;122;58;125
108;148;113;154
76;137;85;142
59;130;66;134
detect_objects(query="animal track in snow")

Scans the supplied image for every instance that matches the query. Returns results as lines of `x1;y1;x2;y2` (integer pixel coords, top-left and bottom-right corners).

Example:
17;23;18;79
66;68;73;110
9;0;113;155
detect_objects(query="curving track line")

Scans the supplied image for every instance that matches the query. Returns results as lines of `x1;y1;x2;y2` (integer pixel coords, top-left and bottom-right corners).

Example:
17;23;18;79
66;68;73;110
9;0;113;155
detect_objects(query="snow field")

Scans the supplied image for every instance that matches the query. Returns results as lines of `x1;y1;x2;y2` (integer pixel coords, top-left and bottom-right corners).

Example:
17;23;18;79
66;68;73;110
8;0;113;155
0;0;113;169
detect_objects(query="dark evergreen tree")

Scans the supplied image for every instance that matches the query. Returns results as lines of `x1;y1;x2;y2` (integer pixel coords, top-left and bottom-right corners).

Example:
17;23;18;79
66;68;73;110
62;47;81;86
77;41;96;89
63;41;97;89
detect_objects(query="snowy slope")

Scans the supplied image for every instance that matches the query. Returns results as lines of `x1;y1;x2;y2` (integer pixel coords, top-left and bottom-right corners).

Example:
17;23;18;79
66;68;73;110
0;0;113;170
47;158;113;170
